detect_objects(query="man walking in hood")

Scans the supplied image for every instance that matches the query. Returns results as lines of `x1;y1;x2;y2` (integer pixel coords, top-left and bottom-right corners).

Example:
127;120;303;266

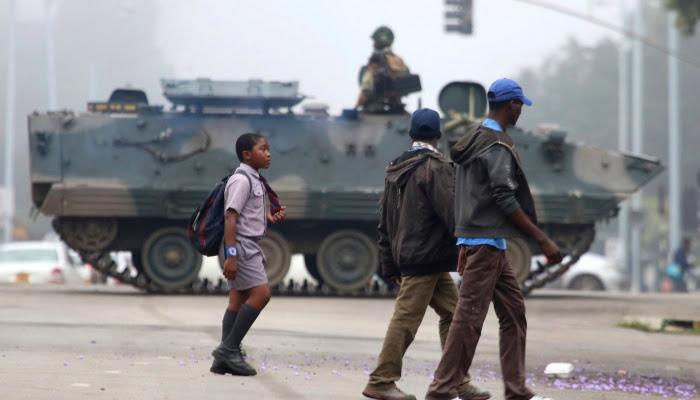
425;79;562;400
363;108;489;400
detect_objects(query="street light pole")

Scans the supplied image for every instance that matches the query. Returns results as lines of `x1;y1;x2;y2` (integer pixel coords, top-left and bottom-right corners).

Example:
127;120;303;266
45;0;60;110
630;0;645;293
667;13;681;255
618;0;631;282
3;0;17;243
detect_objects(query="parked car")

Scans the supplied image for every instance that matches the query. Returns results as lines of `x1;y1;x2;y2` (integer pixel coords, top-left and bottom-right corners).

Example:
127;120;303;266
0;241;86;284
450;252;625;292
532;252;625;291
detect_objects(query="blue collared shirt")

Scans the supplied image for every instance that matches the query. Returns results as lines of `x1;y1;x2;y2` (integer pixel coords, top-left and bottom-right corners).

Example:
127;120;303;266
456;119;507;250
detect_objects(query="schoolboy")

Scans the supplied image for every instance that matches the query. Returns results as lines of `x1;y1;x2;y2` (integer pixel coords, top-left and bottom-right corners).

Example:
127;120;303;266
425;79;562;400
362;108;489;400
210;133;286;376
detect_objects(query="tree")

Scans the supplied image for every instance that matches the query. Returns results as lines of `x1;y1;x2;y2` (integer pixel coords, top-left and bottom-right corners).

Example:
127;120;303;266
666;0;700;35
516;3;700;252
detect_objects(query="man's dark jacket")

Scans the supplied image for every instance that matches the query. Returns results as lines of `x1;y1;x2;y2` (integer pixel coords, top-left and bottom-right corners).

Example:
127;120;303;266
377;149;457;278
451;124;537;238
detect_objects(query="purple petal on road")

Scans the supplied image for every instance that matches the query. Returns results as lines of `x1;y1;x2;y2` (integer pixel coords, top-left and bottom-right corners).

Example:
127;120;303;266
63;361;68;366
261;366;267;371
178;361;186;366
90;340;96;344
305;376;311;380
78;355;84;360
294;372;299;376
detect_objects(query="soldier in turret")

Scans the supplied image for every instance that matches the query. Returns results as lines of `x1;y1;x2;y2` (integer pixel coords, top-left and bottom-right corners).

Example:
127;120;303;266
355;26;410;113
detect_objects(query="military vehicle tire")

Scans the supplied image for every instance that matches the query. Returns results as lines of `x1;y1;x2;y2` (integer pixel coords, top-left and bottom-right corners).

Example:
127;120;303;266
141;227;202;289
506;238;532;285
259;230;291;287
316;230;378;291
303;254;324;285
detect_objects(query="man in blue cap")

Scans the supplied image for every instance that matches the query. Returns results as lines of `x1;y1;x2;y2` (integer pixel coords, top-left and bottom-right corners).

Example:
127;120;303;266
363;108;489;400
425;79;562;400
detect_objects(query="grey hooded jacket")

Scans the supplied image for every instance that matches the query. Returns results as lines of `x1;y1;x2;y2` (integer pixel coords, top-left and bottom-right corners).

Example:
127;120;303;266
450;124;538;239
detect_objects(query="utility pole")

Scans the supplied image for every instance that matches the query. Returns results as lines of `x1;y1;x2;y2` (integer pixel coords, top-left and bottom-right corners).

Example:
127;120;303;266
630;0;645;293
45;0;60;110
618;0;631;280
3;0;17;243
668;12;681;255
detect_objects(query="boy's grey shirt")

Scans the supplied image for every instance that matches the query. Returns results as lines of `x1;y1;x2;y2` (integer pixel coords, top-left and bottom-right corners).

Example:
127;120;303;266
377;150;458;278
222;163;267;238
450;124;537;239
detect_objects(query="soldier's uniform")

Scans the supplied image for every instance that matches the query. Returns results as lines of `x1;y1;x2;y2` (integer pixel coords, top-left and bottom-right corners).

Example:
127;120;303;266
356;26;410;113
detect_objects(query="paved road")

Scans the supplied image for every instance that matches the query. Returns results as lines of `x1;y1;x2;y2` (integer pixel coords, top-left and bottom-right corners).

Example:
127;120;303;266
0;285;698;400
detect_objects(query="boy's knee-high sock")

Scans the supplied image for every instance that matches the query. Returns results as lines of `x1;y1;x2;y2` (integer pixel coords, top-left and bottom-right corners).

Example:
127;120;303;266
221;309;238;343
223;304;260;350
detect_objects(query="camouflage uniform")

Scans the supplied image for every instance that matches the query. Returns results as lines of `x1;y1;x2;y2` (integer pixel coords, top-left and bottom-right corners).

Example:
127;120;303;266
357;26;410;113
358;48;409;113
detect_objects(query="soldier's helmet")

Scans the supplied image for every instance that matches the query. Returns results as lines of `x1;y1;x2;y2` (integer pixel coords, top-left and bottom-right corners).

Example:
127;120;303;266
371;26;394;49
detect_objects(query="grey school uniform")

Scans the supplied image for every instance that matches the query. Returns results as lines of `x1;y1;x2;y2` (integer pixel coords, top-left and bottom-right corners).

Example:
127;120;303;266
218;163;268;291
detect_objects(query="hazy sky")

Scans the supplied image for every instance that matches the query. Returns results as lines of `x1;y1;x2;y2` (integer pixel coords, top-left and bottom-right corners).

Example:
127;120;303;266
16;0;639;118
152;0;635;116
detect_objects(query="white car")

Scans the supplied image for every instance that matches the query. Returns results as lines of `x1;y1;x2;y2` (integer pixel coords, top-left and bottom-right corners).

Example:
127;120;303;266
532;252;625;291
450;252;625;292
0;241;86;285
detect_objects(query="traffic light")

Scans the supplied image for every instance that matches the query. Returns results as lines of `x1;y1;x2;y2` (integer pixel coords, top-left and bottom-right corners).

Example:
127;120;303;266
444;0;473;35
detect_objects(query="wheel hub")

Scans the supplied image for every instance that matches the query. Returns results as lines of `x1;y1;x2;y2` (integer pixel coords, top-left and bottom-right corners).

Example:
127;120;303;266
164;249;181;266
141;227;202;289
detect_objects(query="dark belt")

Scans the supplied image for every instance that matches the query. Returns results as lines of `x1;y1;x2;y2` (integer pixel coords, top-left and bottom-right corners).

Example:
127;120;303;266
239;234;264;242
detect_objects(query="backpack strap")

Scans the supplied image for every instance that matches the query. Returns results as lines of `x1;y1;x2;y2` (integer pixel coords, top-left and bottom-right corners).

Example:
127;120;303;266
234;170;253;197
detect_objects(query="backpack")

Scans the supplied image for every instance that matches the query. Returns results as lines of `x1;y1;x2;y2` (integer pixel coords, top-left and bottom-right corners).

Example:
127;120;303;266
188;170;252;256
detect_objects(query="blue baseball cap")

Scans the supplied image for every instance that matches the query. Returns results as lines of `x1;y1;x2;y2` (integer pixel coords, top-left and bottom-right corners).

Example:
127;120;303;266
487;78;533;106
410;108;441;138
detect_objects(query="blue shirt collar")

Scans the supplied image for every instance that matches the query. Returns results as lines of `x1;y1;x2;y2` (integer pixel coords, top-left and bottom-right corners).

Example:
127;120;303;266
481;119;503;132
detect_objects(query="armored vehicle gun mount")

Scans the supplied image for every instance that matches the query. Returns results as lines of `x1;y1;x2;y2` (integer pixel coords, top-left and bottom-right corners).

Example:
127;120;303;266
28;79;663;295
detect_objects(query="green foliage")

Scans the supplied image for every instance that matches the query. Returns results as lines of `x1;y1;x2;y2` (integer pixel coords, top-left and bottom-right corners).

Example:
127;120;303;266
617;320;654;332
516;4;700;264
517;5;700;185
666;0;700;35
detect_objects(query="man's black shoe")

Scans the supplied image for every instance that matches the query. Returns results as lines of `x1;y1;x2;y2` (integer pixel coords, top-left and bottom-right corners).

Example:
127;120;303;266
212;345;256;376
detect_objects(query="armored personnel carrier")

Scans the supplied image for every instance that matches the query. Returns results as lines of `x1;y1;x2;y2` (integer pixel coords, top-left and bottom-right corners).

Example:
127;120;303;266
28;78;663;295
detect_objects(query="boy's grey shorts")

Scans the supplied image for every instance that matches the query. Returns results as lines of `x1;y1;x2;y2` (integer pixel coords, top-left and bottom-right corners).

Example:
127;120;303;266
218;236;268;291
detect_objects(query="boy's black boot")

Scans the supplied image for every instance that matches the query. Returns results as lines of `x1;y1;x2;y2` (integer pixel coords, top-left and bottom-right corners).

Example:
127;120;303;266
210;359;231;375
212;345;257;376
210;344;247;375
